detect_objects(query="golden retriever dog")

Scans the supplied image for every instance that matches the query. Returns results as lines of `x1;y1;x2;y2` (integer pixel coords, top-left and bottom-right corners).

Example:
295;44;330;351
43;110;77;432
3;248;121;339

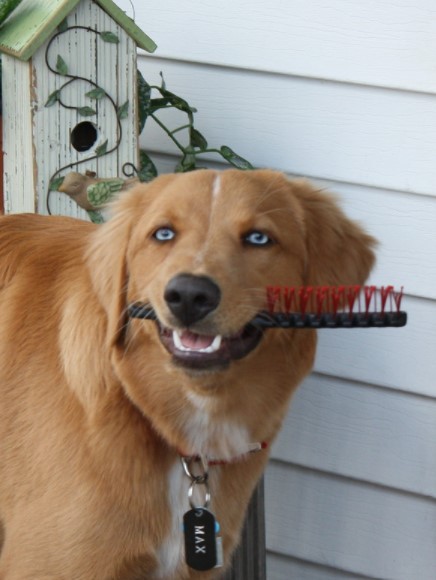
0;169;375;579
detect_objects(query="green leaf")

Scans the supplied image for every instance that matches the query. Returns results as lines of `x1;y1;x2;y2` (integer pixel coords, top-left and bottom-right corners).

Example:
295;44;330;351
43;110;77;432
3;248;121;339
137;70;151;133
149;97;172;113
160;88;196;114
57;17;68;32
219;146;254;170
87;210;105;224
190;127;208;151
56;54;68;76
78;106;96;117
86;87;106;100
100;31;119;44
138;150;158;182
95;139;108;157
88;179;123;206
117;100;129;120
49;176;64;191
45;90;60;107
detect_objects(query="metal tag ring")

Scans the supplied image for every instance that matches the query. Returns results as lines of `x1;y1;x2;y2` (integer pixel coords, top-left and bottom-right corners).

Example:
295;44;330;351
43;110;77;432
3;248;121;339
181;456;209;481
188;478;211;510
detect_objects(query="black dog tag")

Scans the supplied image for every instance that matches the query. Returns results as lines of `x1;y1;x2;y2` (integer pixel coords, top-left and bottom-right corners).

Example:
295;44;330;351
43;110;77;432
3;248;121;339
183;508;221;571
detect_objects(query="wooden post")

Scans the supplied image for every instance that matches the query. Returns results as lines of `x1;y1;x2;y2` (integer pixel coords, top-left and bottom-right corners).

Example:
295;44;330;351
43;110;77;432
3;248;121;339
222;479;266;580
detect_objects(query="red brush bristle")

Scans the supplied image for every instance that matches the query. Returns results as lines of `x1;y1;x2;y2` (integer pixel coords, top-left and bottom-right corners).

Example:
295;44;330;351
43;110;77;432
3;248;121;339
299;286;313;315
364;286;376;314
266;286;281;313
266;285;405;315
283;286;297;312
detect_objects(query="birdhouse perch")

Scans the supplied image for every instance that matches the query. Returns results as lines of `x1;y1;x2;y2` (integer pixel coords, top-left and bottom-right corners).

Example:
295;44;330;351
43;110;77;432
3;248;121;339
0;0;156;216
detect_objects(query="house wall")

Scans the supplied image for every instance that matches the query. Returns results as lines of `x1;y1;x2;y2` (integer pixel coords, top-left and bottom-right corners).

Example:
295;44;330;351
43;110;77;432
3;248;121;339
125;1;436;578
3;0;139;217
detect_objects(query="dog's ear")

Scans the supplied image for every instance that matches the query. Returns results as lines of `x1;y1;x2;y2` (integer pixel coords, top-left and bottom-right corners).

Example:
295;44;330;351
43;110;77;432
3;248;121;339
86;190;145;349
291;180;377;287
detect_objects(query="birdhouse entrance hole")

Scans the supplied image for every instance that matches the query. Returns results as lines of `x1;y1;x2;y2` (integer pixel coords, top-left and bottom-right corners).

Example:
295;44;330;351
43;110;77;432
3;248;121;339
71;122;98;152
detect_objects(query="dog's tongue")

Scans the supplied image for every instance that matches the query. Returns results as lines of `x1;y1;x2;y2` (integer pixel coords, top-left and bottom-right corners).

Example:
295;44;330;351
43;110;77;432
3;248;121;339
180;330;215;350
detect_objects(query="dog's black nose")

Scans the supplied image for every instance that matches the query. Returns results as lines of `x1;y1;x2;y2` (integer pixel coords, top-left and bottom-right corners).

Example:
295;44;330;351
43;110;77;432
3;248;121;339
164;274;221;327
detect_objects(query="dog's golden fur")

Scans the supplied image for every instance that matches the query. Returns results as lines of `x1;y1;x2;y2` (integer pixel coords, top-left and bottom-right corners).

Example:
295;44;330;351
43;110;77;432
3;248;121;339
0;170;375;579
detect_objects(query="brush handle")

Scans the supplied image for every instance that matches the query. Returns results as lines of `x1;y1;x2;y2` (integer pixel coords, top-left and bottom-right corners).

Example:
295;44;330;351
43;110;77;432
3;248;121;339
128;303;157;320
127;303;407;328
252;311;407;328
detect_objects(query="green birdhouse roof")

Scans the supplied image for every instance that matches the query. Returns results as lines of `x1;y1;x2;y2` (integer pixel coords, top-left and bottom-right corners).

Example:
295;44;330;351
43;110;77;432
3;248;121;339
0;0;157;61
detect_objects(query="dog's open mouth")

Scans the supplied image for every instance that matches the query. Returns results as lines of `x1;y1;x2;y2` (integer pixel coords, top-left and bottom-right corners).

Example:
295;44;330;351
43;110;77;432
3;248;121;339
158;324;263;370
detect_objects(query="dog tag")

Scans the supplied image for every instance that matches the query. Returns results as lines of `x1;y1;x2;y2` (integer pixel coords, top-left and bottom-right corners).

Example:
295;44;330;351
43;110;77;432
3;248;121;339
183;508;221;571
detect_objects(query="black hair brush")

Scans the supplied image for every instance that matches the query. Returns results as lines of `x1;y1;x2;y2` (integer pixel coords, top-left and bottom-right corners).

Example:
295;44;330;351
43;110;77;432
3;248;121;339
128;285;407;329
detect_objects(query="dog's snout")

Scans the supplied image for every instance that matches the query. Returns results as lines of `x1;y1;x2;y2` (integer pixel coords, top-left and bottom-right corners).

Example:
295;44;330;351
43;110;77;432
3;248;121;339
164;274;221;327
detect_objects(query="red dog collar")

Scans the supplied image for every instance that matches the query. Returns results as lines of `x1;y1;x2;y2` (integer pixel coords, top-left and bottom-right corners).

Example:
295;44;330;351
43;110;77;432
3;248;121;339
180;441;268;466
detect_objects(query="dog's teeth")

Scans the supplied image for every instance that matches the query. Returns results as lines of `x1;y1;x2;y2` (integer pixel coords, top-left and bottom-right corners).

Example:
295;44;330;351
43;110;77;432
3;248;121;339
173;330;186;351
172;331;222;354
205;334;222;353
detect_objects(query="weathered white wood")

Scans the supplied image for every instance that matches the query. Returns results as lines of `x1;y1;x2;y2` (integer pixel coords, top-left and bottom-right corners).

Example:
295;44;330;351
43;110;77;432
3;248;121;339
139;57;436;197
272;374;436;498
95;0;140;181
124;0;436;94
32;13;89;218
265;461;436;579
267;553;372;580
2;56;36;213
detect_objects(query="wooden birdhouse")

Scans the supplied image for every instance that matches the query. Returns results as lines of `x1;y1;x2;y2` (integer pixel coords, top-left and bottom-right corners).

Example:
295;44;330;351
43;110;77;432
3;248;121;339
0;0;156;217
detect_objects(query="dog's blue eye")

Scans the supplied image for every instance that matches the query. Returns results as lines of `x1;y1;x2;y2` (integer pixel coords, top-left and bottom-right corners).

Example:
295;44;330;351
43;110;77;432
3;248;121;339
244;231;272;246
153;227;176;242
